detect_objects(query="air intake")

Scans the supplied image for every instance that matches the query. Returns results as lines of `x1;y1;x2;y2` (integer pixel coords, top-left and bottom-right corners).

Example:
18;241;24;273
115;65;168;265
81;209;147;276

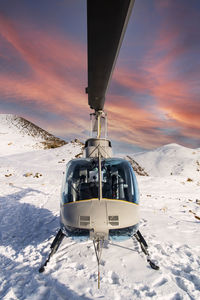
108;216;119;226
80;216;90;226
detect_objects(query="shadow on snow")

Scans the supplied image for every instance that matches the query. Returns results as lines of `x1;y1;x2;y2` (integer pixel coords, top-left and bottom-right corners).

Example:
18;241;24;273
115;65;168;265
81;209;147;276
0;254;91;300
0;186;59;251
0;187;91;299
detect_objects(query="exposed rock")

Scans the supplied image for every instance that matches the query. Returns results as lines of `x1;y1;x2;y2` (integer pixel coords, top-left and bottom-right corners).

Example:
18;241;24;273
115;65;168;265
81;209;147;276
33;172;42;178
24;172;33;177
71;138;84;146
126;155;149;176
75;152;83;158
187;178;193;182
0;114;67;150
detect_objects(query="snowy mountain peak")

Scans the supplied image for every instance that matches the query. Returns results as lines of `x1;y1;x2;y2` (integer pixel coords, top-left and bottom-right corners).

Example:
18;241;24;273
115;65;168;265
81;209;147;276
131;143;200;178
155;143;194;153
157;143;182;150
0;114;67;156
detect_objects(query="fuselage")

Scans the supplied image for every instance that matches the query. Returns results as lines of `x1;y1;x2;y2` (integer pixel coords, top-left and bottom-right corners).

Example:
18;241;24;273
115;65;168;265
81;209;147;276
60;157;140;239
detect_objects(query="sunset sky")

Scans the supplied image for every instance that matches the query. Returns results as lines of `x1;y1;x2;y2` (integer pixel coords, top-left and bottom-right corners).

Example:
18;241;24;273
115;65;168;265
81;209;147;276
0;0;200;153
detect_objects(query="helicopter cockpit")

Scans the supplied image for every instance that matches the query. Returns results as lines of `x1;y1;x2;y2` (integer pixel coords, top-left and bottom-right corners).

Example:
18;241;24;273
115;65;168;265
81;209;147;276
61;158;139;204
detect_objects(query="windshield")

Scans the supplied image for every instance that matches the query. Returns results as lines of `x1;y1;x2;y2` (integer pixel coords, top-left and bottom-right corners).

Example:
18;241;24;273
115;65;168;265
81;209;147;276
61;158;139;204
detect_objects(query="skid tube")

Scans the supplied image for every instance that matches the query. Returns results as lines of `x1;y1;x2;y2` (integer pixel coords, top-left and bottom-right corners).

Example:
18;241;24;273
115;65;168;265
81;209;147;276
39;229;65;273
134;230;159;270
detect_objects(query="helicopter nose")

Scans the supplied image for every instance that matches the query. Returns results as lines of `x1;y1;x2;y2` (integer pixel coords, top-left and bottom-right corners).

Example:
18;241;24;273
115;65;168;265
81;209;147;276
90;200;108;234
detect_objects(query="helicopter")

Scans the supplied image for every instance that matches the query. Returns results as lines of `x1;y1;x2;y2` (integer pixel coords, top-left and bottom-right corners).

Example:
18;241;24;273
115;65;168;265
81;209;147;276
39;0;159;287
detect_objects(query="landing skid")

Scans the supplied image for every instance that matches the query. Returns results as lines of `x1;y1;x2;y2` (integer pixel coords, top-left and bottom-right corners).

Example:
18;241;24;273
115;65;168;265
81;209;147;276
39;229;65;273
39;229;159;282
39;228;105;289
134;230;159;270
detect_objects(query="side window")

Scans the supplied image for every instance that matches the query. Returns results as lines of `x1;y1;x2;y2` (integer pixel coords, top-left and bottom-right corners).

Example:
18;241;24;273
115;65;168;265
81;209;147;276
130;166;139;204
63;159;100;203
103;159;135;202
62;161;81;203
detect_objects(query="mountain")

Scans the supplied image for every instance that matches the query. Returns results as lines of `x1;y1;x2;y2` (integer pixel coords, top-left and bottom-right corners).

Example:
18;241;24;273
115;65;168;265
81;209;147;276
130;143;200;178
0;117;200;299
0;114;67;156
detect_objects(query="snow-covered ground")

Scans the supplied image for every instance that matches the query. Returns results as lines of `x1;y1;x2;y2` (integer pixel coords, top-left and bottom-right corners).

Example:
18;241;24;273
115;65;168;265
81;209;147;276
0;116;200;299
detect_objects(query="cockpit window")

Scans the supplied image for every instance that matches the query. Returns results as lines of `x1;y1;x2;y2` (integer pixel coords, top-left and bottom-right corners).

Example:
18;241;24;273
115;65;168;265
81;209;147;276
62;158;139;204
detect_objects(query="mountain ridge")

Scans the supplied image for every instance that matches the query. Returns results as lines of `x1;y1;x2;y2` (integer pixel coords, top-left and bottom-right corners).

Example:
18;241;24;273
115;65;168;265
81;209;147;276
0;114;67;147
0;114;70;156
130;143;200;178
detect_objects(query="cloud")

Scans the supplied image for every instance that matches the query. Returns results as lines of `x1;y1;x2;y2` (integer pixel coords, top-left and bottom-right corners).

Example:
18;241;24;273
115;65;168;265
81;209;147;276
109;0;200;149
105;95;175;149
0;13;90;133
111;61;200;147
0;3;200;150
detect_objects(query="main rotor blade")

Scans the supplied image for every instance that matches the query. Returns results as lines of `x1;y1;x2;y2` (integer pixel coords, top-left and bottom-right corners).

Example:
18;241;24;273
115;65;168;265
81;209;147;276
86;0;135;111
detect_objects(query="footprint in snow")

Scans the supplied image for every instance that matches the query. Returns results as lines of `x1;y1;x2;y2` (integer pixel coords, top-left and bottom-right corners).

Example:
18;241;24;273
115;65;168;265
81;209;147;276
76;263;84;270
100;259;105;266
107;271;120;285
153;276;168;288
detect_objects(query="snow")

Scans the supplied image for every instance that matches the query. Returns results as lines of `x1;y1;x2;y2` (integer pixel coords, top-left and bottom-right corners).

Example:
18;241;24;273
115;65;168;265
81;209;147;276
132;143;200;178
0;116;200;299
0;114;66;156
0;114;45;156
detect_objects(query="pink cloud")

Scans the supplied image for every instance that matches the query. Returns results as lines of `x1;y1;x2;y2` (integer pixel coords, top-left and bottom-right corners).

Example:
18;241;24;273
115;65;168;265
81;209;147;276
0;14;89;119
111;17;200;147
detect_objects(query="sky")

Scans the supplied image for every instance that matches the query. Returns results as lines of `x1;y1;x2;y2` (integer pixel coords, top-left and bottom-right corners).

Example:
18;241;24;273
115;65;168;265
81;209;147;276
0;0;200;153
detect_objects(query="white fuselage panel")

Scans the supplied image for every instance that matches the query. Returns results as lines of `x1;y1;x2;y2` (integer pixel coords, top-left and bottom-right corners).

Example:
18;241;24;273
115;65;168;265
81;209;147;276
60;198;139;236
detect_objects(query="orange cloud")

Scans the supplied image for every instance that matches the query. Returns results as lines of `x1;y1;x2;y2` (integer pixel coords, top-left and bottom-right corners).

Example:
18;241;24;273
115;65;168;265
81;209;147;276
0;14;89;123
112;68;151;94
